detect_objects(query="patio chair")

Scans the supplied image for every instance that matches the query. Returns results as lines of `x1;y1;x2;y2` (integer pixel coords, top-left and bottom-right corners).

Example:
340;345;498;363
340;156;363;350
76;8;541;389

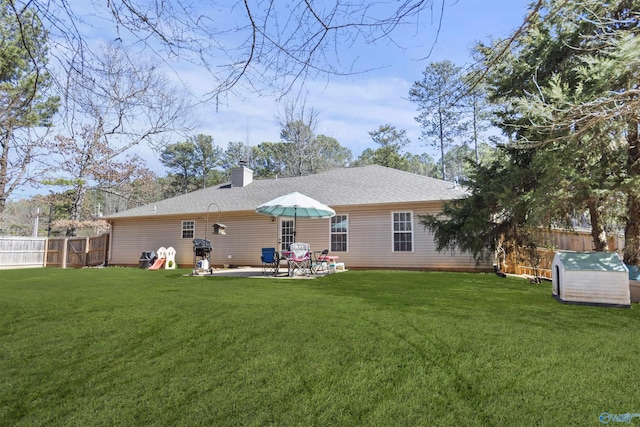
288;242;312;277
261;247;279;276
312;249;330;273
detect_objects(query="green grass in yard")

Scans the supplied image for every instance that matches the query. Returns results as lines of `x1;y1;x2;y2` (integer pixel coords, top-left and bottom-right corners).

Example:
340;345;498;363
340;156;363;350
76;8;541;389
1;268;639;426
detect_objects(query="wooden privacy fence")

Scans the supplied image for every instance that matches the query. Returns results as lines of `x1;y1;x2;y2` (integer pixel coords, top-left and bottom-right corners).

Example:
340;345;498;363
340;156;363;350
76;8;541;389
503;229;625;279
46;235;110;268
533;228;624;252
46;237;87;268
45;238;64;267
87;234;109;266
0;234;109;269
66;237;88;268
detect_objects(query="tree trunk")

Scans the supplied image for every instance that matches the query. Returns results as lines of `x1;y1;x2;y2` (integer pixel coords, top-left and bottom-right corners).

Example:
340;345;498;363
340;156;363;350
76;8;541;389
473;97;479;165
0;130;11;219
587;198;608;251
625;194;640;265
67;183;87;237
439;110;446;180
624;120;640;265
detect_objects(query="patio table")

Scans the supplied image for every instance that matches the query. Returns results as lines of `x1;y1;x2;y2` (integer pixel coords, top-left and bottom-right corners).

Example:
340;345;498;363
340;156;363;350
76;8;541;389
313;251;339;273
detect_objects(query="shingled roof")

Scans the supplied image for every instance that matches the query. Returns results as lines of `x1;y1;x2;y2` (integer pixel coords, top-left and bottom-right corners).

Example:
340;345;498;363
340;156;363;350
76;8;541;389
106;165;467;219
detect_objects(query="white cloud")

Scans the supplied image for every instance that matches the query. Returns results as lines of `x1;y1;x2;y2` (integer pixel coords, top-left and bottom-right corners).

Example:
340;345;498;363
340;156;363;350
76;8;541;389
144;0;532;170
185;75;424;161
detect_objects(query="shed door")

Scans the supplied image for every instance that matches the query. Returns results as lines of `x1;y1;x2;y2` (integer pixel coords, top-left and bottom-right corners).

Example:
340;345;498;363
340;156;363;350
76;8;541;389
555;265;561;297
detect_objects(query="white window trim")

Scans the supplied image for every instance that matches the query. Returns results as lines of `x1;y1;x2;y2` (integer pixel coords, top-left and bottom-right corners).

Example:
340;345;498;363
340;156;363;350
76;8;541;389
181;220;195;239
330;214;349;253
391;211;414;252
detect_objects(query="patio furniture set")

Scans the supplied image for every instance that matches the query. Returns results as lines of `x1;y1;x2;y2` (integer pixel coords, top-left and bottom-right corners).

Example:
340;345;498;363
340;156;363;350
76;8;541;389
261;244;341;277
256;191;342;277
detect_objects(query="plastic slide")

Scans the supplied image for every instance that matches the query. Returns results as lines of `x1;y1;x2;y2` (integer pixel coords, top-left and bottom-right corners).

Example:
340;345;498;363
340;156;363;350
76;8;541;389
148;258;165;270
165;247;176;269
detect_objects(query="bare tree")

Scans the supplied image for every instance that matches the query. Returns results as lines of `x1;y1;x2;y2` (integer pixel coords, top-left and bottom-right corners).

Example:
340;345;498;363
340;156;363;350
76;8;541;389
14;1;445;101
278;99;320;176
61;42;195;150
45;128;156;236
45;42;194;235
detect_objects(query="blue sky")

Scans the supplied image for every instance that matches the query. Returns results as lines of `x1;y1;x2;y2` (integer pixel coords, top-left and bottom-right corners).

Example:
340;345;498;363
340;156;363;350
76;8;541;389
31;0;533;191
136;0;531;170
6;1;532;202
49;0;532;171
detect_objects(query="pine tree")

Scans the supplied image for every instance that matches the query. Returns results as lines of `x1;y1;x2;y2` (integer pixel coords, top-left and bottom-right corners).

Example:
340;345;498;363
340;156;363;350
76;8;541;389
0;0;59;223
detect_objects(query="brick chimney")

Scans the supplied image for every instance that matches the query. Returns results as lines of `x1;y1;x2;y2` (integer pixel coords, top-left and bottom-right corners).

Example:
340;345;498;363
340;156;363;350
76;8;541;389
231;162;253;187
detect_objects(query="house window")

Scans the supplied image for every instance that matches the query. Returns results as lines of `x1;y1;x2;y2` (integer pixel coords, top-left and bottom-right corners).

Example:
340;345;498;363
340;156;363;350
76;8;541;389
393;212;413;252
331;215;348;252
280;219;294;251
182;220;195;239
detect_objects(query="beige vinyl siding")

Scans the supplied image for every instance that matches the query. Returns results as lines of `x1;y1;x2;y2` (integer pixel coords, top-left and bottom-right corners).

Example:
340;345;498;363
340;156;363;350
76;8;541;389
335;202;479;270
110;212;282;267
215;212;285;266
109;202;484;271
110;216;197;266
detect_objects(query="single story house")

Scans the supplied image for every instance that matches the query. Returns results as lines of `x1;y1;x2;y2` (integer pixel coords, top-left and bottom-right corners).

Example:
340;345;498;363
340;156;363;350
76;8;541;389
105;164;486;271
552;251;630;307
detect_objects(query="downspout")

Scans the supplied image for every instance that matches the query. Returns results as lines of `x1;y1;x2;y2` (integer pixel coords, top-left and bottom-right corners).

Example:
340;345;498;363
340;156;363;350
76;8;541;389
107;220;113;266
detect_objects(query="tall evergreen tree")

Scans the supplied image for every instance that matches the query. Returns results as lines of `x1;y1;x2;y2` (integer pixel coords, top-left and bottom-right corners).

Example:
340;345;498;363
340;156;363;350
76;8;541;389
482;0;640;260
0;0;59;223
409;60;467;180
423;0;640;262
353;124;411;170
160;134;223;196
460;67;494;165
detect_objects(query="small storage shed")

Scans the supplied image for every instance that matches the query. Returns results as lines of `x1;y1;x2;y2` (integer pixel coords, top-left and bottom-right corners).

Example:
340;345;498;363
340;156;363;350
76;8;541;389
552;251;630;307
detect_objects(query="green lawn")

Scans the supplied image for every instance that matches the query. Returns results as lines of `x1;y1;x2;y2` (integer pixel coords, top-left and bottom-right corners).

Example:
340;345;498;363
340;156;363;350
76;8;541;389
1;268;638;426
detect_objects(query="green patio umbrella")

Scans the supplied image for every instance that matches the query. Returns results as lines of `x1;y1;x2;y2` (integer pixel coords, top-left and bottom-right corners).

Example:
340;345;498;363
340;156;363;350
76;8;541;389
256;192;335;241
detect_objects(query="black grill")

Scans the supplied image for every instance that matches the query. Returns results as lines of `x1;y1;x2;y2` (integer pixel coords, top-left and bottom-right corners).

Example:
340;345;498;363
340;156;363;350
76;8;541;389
138;251;156;269
193;238;212;257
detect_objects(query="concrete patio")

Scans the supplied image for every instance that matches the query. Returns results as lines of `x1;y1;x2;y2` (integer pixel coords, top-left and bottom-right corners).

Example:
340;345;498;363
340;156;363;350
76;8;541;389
187;266;344;279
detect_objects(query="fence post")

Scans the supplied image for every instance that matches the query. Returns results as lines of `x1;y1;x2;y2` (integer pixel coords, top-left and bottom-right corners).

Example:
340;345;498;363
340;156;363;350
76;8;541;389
62;238;68;269
43;238;48;267
84;236;89;267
